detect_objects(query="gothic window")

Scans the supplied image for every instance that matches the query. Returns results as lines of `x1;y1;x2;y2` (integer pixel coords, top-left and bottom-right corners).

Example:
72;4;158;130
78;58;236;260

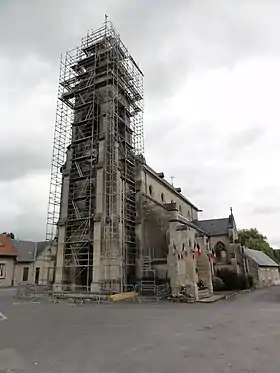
161;193;165;203
178;205;182;213
214;241;227;262
149;185;153;197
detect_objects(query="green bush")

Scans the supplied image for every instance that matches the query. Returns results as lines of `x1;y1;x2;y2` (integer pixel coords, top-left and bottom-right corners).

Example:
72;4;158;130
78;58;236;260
216;268;250;290
216;268;237;290
212;276;225;291
236;273;249;290
247;274;254;288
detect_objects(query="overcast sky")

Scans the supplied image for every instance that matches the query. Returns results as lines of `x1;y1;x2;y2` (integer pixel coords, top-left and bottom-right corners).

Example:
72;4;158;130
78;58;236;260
1;0;280;247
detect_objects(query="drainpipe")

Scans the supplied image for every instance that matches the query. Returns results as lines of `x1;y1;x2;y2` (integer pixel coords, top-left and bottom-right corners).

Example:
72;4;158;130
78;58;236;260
33;242;38;284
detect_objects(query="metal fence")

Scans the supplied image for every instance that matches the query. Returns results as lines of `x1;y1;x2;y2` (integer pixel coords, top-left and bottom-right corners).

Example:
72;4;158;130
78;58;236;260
135;283;169;302
52;283;138;304
15;282;169;304
16;283;53;301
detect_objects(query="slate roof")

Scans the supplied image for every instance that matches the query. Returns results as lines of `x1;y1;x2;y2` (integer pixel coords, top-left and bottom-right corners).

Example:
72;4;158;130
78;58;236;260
244;248;279;268
193;218;230;235
11;240;47;262
0;234;17;256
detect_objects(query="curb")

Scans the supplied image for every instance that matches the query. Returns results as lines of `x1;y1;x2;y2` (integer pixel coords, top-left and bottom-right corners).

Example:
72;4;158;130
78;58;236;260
198;295;226;303
199;288;255;303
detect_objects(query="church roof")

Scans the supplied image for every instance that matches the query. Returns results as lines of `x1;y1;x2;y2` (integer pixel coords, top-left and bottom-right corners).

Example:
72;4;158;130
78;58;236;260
194;218;230;235
244;248;279;267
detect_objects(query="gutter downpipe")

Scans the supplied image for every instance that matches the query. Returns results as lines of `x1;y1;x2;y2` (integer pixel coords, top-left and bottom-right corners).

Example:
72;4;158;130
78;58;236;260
33;242;38;284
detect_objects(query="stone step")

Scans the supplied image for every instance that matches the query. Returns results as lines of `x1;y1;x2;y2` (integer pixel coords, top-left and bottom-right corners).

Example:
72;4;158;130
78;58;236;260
198;289;211;300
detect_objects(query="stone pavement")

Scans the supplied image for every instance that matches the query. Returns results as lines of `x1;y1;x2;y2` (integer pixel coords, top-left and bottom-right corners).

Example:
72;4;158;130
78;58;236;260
1;286;280;372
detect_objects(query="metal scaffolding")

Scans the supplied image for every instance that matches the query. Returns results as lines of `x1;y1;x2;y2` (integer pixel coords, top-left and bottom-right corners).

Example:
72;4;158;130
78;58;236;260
46;19;144;290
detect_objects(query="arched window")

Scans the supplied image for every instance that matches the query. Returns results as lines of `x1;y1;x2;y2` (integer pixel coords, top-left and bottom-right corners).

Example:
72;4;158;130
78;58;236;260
178;205;182;213
161;193;165;203
214;241;226;261
187;211;190;220
148;185;153;196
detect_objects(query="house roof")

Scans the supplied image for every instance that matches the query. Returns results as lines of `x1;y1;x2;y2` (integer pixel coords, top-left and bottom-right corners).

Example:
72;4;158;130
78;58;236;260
11;240;47;262
244;248;279;267
194;218;230;235
0;234;17;256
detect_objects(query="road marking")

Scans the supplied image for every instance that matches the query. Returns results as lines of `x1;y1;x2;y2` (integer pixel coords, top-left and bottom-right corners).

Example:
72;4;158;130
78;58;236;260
0;312;7;321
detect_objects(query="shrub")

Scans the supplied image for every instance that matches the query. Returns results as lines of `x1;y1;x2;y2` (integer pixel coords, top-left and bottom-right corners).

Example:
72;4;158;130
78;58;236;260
235;273;249;290
216;268;238;290
212;276;225;291
247;274;254;288
216;268;250;290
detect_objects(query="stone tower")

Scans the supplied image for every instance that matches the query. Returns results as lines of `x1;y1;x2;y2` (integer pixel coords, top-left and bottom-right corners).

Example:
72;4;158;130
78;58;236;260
46;19;144;292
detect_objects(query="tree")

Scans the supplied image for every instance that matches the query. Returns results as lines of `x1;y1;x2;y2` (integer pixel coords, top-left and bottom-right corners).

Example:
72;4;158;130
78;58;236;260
238;228;279;263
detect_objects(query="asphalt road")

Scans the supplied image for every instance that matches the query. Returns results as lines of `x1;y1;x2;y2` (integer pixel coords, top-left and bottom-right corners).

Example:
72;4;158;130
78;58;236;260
1;287;280;372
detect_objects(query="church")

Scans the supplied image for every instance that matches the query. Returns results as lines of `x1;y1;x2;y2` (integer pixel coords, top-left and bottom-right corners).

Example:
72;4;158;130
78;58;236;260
134;156;243;300
49;20;248;300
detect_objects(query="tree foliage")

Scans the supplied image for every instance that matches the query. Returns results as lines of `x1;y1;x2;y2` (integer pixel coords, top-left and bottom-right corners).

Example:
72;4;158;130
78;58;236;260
238;228;280;263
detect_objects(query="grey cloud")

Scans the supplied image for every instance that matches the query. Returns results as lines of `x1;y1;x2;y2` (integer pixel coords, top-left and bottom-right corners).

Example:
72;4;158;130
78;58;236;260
2;0;280;105
4;210;46;241
270;241;280;250
0;148;50;181
1;0;280;242
252;205;280;215
226;125;265;154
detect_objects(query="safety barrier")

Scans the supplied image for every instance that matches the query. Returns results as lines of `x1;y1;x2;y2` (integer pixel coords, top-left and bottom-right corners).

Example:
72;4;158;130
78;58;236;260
52;283;137;304
156;284;169;302
15;282;169;304
16;283;53;301
135;283;169;302
52;284;104;304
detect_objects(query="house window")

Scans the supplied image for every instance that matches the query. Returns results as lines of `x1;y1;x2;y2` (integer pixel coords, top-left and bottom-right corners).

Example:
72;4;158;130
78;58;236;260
0;263;6;278
148;185;153;196
22;267;29;282
161;193;165;203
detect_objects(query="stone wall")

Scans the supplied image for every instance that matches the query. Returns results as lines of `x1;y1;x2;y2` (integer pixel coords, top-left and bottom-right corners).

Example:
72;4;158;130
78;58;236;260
257;267;280;286
0;257;15;287
167;218;213;299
